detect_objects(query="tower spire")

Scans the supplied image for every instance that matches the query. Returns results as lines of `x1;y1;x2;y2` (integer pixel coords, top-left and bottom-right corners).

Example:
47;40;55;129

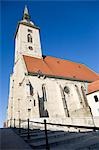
23;5;30;21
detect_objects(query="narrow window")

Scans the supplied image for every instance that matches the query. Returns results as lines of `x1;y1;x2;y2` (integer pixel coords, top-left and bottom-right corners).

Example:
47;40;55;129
29;82;33;96
34;100;36;106
60;85;70;117
27;34;32;43
42;84;47;101
94;95;99;102
75;85;82;104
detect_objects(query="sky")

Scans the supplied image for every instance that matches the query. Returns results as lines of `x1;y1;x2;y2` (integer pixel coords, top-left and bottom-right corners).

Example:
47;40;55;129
0;1;99;127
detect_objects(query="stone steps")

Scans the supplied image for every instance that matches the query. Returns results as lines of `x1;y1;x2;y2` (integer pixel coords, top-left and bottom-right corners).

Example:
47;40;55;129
14;128;40;134
13;128;99;150
51;133;99;150
76;136;99;150
20;129;58;137
29;132;92;149
24;130;67;142
0;128;32;150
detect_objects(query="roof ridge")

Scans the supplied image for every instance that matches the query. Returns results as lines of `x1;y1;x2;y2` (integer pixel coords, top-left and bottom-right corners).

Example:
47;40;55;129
45;55;85;66
82;63;99;76
46;55;99;75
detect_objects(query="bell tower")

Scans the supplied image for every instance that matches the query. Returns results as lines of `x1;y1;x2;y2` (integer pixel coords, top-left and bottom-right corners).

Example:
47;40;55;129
15;6;42;62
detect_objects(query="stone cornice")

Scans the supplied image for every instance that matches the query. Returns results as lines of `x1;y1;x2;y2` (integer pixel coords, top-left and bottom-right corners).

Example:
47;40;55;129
27;72;92;83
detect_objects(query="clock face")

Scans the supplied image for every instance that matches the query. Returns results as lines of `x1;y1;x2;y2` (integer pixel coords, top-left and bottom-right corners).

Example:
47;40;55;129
64;86;70;94
28;46;33;50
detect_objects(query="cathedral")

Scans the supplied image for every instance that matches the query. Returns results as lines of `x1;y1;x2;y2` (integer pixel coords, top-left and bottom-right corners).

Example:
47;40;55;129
7;6;99;127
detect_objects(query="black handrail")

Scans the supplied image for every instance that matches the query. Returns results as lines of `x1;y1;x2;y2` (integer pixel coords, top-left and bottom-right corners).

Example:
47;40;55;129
8;118;99;130
45;122;99;130
28;120;99;130
8;118;99;150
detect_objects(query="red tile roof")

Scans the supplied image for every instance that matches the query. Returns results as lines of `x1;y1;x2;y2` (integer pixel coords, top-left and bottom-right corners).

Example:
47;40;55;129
88;80;99;94
23;55;99;82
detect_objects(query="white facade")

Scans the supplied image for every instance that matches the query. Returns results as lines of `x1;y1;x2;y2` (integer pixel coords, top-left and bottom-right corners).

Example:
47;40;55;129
87;91;99;116
7;6;92;127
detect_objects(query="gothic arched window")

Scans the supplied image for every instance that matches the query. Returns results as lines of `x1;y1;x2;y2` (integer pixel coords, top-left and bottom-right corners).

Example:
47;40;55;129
29;82;34;96
42;84;47;101
81;86;88;106
75;85;82;104
26;81;34;96
27;34;32;43
60;85;70;117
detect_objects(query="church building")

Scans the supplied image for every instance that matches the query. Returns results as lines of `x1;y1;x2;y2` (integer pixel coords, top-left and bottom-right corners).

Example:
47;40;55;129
7;6;99;126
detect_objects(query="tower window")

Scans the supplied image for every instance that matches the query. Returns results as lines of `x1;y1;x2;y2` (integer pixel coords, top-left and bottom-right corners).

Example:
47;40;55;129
28;46;33;50
28;29;32;33
27;34;32;43
94;95;99;102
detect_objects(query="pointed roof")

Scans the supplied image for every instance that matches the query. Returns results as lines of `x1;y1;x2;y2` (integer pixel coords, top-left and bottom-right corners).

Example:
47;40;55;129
24;5;29;15
23;5;30;21
23;55;99;82
14;6;39;39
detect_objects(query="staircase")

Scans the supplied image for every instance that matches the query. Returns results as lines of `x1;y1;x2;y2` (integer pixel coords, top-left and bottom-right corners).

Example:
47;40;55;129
13;128;99;150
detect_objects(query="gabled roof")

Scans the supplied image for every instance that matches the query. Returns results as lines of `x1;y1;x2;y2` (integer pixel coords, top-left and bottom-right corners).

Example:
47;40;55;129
23;55;99;82
88;80;99;94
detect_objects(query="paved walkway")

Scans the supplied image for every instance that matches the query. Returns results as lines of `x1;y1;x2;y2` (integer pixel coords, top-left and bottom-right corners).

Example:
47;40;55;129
0;128;32;150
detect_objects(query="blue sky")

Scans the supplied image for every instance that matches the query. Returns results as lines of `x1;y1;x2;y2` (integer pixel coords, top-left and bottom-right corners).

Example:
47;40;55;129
1;1;99;127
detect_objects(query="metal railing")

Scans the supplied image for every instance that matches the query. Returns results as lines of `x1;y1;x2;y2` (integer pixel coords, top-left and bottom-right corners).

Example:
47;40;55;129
7;118;50;150
7;118;99;150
